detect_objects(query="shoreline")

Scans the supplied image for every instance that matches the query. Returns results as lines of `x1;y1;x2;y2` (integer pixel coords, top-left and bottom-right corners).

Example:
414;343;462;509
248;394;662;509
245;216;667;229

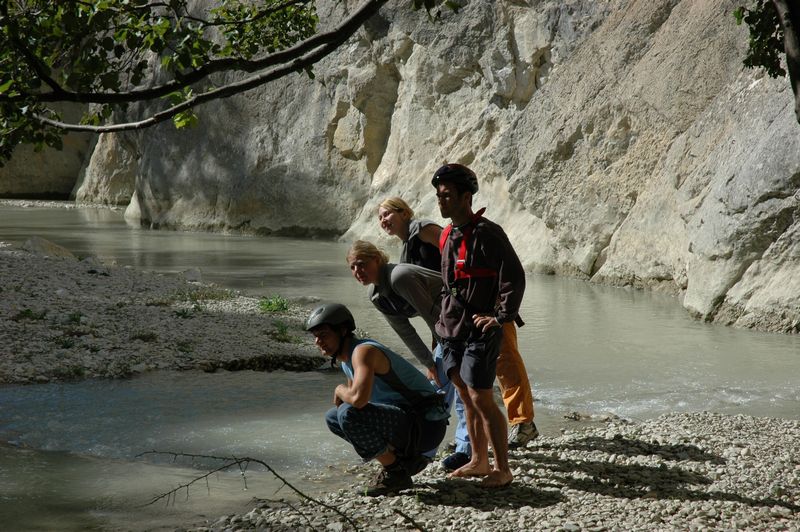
0;239;324;385
206;411;800;531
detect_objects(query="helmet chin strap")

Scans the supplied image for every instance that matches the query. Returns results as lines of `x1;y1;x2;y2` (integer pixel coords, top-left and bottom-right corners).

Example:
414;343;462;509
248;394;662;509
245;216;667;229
328;330;349;365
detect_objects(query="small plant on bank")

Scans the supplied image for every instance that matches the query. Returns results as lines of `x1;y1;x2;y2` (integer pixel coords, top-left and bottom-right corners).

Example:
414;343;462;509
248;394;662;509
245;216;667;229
259;294;289;313
173;308;193;319
269;320;296;343
11;308;47;321
176;340;193;353
130;331;158;342
57;337;76;349
67;312;83;324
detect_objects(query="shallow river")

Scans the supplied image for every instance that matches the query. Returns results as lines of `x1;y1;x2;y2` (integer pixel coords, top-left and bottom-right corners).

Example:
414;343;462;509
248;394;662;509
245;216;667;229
1;203;798;530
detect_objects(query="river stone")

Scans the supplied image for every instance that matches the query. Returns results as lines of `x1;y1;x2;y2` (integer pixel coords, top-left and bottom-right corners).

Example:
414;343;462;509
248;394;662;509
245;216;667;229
6;0;800;334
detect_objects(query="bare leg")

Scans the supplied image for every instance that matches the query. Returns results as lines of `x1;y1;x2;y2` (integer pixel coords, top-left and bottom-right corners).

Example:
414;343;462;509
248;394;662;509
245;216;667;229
447;372;491;478
468;386;513;487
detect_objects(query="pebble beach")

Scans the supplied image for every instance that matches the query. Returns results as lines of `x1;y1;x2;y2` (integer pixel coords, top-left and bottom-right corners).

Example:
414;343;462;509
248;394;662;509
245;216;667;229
208;412;800;531
1;239;798;531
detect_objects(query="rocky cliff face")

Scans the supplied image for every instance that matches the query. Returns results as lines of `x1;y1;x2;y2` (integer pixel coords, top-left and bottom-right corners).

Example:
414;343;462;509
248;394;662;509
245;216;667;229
10;0;800;333
0;104;91;198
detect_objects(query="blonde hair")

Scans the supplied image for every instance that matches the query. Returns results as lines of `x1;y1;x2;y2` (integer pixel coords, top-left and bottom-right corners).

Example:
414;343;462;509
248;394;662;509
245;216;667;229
347;240;389;266
379;197;414;219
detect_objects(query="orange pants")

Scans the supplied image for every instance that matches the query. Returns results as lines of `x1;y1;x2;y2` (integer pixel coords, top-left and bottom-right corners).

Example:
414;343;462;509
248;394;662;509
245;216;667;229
497;321;535;424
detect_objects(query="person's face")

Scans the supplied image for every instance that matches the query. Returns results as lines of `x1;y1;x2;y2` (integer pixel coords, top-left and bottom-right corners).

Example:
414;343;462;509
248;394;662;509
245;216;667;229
436;182;469;219
348;256;381;285
310;325;341;357
377;207;407;237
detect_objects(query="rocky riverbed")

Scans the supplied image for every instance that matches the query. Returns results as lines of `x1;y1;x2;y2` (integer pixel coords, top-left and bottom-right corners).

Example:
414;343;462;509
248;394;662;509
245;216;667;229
203;412;799;531
0;238;324;384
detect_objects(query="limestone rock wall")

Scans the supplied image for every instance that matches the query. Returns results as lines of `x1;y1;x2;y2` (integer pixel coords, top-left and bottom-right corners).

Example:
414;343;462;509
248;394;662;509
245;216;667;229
14;0;800;333
0;105;91;198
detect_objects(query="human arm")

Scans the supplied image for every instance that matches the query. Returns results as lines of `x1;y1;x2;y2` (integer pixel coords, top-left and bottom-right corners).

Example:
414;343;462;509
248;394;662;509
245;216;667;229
417;222;442;248
333;344;386;409
468;224;525;331
382;313;436;370
492;232;526;326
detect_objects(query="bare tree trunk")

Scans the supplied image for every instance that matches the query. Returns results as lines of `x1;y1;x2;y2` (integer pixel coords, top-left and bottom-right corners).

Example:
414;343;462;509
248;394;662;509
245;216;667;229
773;0;800;123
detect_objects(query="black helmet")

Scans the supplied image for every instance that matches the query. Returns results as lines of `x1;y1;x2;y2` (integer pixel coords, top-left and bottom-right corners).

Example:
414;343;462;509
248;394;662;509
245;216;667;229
431;163;478;194
305;303;356;332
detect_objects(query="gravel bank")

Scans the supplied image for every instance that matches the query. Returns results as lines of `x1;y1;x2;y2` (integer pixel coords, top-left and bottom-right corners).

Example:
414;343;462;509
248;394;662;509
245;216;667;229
0;241;324;384
204;412;799;531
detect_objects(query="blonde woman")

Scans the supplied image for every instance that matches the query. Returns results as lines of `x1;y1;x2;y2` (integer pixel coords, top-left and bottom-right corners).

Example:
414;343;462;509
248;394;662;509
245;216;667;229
346;240;444;384
377;197;442;271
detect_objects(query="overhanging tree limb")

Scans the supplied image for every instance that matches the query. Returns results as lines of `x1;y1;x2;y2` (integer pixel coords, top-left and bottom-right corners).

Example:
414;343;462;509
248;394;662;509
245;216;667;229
1;0;387;106
34;0;387;133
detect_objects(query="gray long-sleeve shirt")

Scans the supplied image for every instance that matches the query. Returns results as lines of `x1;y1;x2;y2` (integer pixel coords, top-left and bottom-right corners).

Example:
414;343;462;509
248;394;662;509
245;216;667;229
368;263;443;370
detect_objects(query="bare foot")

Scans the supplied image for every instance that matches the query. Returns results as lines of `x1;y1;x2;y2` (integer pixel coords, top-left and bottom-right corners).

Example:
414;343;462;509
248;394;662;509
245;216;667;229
447;461;491;478
481;469;513;488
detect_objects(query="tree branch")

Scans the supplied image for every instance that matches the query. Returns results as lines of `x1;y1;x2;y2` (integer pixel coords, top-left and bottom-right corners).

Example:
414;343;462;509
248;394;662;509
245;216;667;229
0;0;68;96
2;0;387;106
137;450;360;531
772;0;800;123
34;0;386;133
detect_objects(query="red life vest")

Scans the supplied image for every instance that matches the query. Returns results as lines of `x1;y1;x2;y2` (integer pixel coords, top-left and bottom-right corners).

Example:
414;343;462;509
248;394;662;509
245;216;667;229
439;208;526;327
438;207;497;281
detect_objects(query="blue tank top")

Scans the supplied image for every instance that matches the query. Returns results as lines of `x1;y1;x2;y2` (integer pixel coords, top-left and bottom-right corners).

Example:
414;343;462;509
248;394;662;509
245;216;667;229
341;339;448;421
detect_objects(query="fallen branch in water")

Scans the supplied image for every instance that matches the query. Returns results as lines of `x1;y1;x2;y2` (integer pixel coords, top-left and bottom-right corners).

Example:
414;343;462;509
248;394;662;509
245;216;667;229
136;450;360;531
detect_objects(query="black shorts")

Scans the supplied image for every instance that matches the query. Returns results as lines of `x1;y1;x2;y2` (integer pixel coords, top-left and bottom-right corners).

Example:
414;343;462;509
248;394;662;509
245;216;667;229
441;326;503;390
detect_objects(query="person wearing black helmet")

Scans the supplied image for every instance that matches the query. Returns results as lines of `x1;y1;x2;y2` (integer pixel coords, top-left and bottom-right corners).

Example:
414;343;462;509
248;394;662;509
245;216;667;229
432;163;526;488
306;303;449;496
376;195;539;467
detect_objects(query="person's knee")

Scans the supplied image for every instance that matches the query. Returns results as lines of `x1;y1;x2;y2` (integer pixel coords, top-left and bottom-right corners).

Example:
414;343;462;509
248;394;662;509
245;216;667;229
337;402;358;423
467;387;496;409
325;405;340;425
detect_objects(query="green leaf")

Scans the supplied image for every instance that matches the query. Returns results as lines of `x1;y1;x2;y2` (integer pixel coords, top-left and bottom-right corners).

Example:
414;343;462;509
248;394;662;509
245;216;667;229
733;7;745;25
0;79;13;94
172;110;198;129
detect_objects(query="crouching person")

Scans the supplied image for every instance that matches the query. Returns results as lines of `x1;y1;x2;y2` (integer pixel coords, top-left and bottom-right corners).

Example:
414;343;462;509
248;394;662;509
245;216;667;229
306;303;449;496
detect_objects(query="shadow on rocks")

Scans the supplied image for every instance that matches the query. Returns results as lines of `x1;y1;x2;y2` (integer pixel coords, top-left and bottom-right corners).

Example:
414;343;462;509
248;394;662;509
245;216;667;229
412;477;564;510
547;434;726;464
516;440;800;513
